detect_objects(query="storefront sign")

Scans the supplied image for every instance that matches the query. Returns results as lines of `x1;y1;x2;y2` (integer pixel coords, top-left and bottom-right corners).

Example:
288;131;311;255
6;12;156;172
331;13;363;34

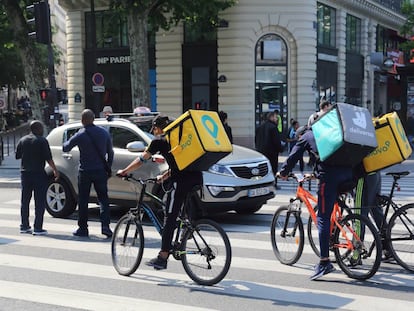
96;56;130;65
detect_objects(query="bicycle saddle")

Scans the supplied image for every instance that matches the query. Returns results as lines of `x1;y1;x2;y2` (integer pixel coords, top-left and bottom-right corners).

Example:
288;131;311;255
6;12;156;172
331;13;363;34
385;171;409;178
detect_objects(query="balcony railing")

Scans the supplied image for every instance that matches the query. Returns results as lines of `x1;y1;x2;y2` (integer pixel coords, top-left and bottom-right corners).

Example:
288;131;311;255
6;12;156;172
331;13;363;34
372;0;403;13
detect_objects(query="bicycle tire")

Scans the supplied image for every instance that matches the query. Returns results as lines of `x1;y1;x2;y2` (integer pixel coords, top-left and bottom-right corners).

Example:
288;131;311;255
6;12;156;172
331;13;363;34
271;205;304;265
307;206;320;257
180;219;231;286
111;213;144;276
333;213;381;280
387;203;414;272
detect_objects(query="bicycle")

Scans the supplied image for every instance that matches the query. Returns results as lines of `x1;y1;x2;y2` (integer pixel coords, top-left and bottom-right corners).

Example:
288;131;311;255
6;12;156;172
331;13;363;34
111;174;232;286
372;171;414;273
271;172;382;280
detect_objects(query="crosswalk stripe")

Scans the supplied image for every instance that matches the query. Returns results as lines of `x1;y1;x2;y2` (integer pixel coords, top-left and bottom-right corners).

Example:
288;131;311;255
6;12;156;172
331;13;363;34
0;280;216;311
0;255;412;311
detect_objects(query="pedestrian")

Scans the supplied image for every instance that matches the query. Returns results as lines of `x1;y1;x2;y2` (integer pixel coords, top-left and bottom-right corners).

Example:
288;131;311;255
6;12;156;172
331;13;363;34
219;110;233;143
16;120;59;235
102;106;113;120
63;109;114;238
278;125;353;280
117;115;202;270
255;111;282;189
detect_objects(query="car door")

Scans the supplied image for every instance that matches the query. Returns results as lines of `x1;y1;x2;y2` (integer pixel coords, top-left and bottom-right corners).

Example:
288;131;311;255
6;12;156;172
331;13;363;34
108;124;167;201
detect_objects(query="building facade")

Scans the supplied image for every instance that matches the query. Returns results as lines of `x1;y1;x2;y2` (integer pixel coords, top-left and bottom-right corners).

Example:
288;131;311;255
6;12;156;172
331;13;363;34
57;0;407;148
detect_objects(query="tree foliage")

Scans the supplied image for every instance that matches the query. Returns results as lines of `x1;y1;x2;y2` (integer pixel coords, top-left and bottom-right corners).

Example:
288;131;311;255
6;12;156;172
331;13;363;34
109;0;236;109
400;0;414;52
1;0;50;122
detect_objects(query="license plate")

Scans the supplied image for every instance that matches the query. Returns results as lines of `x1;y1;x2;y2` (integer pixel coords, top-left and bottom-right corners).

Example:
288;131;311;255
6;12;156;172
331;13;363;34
248;187;270;197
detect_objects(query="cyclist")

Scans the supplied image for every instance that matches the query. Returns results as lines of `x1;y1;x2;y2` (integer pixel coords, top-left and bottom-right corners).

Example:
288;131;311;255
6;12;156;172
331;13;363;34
278;125;353;280
117;115;202;270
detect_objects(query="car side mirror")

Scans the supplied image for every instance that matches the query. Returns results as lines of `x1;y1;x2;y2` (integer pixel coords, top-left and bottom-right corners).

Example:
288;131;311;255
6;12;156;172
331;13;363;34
126;141;146;152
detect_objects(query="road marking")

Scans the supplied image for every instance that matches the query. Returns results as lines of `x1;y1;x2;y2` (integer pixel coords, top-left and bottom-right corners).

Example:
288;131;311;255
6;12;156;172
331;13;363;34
0;280;216;311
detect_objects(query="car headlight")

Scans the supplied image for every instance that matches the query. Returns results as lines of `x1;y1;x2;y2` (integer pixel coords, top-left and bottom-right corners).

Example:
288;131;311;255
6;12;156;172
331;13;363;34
208;164;233;177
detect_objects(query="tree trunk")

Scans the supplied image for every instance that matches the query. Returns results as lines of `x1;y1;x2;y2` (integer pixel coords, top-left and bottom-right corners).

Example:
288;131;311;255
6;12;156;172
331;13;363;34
3;0;47;125
127;11;150;109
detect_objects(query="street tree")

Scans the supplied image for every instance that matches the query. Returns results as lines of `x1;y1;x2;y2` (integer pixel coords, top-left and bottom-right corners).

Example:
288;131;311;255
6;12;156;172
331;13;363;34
2;0;48;123
400;0;414;52
110;0;236;109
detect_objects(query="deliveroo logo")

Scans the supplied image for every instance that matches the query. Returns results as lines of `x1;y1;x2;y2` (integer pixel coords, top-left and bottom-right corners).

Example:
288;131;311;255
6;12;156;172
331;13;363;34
201;114;220;145
352;111;367;128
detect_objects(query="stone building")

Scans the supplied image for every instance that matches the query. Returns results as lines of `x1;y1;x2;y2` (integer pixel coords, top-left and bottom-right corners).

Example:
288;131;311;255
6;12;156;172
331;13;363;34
57;0;407;147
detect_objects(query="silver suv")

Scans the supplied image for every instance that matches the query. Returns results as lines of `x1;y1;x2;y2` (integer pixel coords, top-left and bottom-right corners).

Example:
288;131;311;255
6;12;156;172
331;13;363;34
45;118;275;218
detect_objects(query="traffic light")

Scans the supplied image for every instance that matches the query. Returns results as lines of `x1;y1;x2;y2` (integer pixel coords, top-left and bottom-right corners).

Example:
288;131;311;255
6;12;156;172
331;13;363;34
39;88;50;101
26;1;51;44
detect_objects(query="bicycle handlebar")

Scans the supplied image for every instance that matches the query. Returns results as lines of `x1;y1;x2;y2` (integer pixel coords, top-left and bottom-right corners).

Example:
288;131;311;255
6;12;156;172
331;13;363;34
116;173;158;184
277;172;316;182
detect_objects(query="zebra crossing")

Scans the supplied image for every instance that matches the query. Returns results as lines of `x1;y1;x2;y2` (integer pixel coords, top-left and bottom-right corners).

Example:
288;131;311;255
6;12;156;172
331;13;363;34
1;190;413;311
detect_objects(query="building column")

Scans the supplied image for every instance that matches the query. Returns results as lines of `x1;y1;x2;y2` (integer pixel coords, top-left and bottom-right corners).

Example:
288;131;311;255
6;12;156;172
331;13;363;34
336;9;346;103
65;10;85;121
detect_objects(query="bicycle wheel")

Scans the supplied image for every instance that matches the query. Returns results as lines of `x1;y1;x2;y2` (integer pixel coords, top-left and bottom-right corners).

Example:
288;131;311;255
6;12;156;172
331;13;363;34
180;219;231;286
387;203;414;272
111;213;144;276
307;206;320;257
271;205;304;265
333;213;381;280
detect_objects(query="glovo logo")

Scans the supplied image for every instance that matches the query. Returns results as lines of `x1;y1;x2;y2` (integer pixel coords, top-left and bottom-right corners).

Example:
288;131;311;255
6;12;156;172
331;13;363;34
366;140;391;158
201;114;220;145
180;133;193;151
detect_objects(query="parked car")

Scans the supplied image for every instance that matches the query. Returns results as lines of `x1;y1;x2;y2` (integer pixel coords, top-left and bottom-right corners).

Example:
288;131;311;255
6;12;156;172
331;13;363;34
45;117;276;218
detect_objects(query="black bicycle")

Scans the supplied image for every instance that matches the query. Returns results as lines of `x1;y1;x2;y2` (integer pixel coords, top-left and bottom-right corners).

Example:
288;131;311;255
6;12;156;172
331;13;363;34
374;171;414;272
111;175;232;286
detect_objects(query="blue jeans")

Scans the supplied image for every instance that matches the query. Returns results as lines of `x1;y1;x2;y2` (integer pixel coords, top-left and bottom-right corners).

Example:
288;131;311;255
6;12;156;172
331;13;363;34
317;167;353;259
20;171;49;230
77;169;110;230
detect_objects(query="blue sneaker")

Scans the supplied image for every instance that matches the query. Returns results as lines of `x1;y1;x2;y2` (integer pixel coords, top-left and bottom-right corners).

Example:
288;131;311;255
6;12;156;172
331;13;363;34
310;261;336;280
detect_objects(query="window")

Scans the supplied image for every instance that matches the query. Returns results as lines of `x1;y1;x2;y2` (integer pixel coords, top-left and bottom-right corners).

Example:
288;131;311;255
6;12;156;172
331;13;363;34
317;3;336;48
346;14;361;53
184;21;217;43
110;126;146;149
85;10;129;49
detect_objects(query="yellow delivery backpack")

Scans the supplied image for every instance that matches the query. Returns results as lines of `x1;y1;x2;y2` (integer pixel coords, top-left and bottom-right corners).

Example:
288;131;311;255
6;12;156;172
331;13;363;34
163;110;233;171
363;112;412;172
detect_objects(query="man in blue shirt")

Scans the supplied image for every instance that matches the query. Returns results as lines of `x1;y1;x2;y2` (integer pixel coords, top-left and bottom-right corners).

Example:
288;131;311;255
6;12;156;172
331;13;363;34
63;109;114;238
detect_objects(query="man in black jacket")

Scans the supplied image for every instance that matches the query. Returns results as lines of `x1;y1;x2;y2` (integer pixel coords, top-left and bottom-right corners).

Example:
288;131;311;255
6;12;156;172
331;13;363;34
255;112;282;188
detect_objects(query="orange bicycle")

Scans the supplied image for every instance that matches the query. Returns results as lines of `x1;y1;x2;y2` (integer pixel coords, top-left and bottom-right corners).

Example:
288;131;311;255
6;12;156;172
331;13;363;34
270;173;382;280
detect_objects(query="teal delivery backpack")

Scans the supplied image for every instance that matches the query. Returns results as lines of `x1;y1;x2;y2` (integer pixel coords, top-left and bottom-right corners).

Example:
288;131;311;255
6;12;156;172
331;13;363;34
312;102;377;167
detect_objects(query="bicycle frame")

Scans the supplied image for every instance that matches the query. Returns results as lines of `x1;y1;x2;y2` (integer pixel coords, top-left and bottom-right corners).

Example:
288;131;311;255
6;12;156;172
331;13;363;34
288;174;361;252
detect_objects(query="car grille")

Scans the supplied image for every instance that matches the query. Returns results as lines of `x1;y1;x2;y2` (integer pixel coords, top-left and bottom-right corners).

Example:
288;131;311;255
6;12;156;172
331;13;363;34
230;162;269;179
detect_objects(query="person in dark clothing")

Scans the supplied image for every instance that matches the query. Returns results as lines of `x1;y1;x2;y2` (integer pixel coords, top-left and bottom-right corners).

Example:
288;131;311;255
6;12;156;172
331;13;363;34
219;110;233;143
278;127;353;280
63;109;114;238
117;115;202;270
16;120;59;235
255;111;282;188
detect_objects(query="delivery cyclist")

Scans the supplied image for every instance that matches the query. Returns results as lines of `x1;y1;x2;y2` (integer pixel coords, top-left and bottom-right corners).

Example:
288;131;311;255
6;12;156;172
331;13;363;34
117;115;202;270
277;125;353;280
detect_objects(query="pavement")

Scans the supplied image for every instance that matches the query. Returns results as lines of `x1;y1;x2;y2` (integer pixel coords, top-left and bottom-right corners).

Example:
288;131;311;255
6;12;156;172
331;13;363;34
1;143;414;189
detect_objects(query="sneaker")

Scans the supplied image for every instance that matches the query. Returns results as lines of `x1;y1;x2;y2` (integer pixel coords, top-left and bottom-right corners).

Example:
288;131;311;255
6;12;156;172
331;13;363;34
73;228;89;237
310;261;336;280
20;226;32;234
382;250;394;263
101;227;113;238
33;229;48;236
146;255;168;270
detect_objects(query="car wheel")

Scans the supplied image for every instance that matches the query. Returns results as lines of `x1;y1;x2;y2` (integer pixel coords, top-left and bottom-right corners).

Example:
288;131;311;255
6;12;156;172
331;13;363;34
235;204;262;215
46;178;76;218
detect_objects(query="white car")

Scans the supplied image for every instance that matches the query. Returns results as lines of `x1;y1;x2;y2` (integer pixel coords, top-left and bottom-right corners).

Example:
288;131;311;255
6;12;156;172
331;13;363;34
45;117;276;218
